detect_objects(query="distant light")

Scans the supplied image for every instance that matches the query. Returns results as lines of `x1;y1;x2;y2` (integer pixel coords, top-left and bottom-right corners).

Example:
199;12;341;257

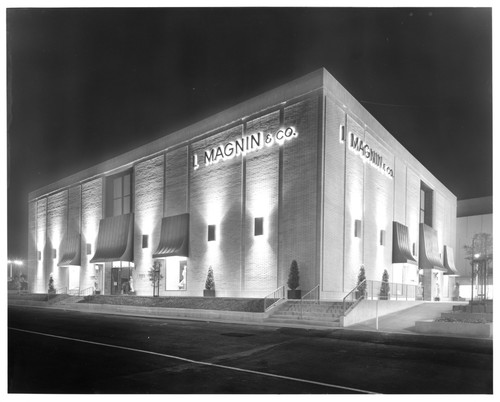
8;260;23;265
474;253;481;259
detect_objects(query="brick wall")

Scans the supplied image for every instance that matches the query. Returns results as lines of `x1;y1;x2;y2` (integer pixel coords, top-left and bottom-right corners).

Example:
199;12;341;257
165;147;188;217
343;115;365;292
134;155;164;295
35;198;47;292
81;178;103;291
281;97;319;294
189;125;244;296
67;185;82;289
322;98;346;296
46;190;68;290
27;201;37;292
362;130;394;285
244;110;280;293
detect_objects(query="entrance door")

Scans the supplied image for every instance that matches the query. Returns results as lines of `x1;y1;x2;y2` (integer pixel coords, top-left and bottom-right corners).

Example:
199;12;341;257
111;268;120;295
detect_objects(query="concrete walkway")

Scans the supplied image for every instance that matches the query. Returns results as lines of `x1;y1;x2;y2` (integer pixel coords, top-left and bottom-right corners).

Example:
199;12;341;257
347;302;467;334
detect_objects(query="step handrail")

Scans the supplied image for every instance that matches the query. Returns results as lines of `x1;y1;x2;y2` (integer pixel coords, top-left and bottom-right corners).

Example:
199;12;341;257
342;279;366;316
300;284;320;319
263;285;286;312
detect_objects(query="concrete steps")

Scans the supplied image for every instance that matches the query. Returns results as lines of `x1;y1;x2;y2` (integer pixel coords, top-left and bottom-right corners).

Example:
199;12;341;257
266;301;343;327
53;295;84;304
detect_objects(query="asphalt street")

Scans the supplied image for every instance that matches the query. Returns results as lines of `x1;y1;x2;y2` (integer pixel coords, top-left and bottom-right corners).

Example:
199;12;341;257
8;305;493;394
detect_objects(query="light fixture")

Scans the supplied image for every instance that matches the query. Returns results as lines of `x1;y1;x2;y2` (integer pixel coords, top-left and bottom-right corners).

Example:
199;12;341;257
142;235;149;249
254;217;264;236
380;230;386;246
339;125;345;142
208;225;216;242
354;220;362;238
52;249;57;259
86;244;92;255
38;251;42;261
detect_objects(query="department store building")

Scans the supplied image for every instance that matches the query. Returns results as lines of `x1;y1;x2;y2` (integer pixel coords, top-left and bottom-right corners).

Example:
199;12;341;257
27;68;458;301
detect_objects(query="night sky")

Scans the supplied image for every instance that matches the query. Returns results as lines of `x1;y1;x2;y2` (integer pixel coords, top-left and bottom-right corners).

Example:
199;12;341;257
6;8;492;259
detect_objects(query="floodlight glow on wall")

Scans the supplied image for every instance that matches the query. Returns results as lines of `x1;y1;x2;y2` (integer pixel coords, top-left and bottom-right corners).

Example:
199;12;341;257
208;225;216;242
142;235;149;249
254;217;264;236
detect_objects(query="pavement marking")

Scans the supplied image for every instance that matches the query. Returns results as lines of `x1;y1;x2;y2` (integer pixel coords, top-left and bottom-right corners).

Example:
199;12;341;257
10;327;377;394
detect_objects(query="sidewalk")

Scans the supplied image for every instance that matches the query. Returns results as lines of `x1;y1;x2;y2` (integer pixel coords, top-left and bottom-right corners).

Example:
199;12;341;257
9;297;489;341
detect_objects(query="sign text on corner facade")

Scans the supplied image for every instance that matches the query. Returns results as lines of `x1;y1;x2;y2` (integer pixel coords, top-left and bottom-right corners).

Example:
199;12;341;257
192;126;298;170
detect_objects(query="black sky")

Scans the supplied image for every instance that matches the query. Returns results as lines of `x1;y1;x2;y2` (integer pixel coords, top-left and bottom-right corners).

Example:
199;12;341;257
6;8;492;259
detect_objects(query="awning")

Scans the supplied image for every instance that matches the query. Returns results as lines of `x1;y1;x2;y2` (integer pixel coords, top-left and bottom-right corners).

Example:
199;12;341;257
418;223;445;270
58;232;81;266
153;213;189;258
392;221;417;264
443;245;459;276
90;213;134;263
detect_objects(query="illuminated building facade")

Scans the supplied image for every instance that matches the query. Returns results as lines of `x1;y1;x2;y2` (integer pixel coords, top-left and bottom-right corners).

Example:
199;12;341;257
27;68;458;301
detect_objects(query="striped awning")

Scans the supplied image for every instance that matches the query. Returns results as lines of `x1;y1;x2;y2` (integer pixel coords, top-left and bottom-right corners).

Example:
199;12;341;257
392;221;417;264
443;245;459;276
418;223;445;270
153;213;189;258
90;213;134;263
58;232;81;266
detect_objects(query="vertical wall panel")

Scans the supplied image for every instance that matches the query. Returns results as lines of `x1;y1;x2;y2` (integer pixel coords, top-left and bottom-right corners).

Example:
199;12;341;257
281;97;319;293
27;201;37;292
81;178;103;292
322;99;345;294
343;116;364;291
135;155;164;295
67;186;82;288
393;158;407;224
165;146;188;217
36;198;47;293
190;125;243;296
363;130;394;285
46;190;68;289
406;168;421;266
244;111;280;293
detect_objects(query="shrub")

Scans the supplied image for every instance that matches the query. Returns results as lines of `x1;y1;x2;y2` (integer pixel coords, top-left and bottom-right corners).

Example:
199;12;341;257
48;275;55;294
287;260;300;290
205;266;215;290
379;269;390;299
357;265;367;295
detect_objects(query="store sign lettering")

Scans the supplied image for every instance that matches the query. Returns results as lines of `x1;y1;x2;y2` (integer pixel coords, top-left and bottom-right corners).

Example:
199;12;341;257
349;132;394;178
193;127;298;170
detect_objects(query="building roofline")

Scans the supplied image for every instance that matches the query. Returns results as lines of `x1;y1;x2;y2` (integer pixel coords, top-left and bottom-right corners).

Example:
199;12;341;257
29;68;326;200
29;67;456;202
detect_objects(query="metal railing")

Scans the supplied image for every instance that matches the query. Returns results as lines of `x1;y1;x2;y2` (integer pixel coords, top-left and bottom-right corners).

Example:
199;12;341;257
343;280;419;316
300;284;320;319
79;286;95;297
263;285;286;312
342;279;366;316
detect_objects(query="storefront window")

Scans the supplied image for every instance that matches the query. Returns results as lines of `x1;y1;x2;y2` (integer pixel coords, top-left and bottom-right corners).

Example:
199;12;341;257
165;257;187;291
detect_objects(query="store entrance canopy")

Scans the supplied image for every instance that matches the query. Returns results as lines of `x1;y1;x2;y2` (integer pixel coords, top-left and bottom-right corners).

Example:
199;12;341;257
392;221;417;264
58;232;81;266
418;223;445;270
153;213;189;258
90;213;134;263
443;245;459;276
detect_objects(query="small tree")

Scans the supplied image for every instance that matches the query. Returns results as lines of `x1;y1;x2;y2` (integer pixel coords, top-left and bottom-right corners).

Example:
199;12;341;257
205;266;215;290
48;275;55;294
356;265;367;298
287;260;300;290
149;260;164;297
464;233;493;301
379;269;390;299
